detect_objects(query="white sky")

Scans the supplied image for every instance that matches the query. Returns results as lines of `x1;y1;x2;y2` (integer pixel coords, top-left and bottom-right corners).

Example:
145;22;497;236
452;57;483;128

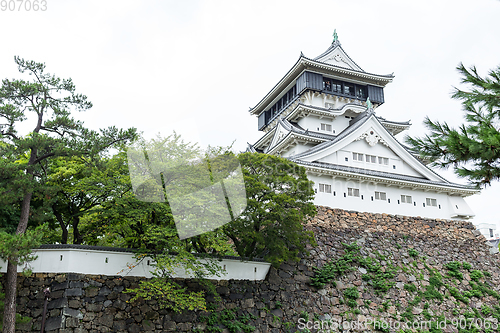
1;0;500;228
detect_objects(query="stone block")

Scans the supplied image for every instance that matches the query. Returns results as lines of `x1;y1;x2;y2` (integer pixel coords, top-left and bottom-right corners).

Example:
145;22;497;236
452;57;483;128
66;317;80;328
70;281;84;289
65;288;83;297
48;297;68;309
52;281;69;291
98;314;114;328
63;306;83;319
44;315;64;331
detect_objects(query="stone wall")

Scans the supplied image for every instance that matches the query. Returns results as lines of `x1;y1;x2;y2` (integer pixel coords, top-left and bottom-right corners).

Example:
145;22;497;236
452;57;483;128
3;206;500;333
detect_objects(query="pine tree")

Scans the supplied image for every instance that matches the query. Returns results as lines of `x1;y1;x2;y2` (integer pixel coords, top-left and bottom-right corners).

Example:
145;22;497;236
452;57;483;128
0;57;137;333
406;63;500;187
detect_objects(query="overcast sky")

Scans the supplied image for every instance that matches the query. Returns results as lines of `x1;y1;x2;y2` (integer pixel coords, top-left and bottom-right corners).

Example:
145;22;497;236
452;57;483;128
1;0;500;228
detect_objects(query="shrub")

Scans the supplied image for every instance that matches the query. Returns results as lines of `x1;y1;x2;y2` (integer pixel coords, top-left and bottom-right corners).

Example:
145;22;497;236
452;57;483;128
404;283;417;293
470;270;483;282
462;262;472;270
408;248;419;258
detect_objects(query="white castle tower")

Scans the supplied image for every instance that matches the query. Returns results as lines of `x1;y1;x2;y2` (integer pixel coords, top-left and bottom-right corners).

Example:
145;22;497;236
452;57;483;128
247;31;478;220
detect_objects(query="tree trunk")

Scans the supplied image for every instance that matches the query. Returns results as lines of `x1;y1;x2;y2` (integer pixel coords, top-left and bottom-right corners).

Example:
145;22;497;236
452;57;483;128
73;216;82;245
52;206;68;244
3;191;32;333
2;260;18;333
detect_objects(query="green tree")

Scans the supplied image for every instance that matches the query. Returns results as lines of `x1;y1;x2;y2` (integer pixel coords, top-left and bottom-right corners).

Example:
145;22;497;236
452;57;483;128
47;153;132;244
406;63;500;187
82;134;233;312
0;57;136;333
223;152;317;267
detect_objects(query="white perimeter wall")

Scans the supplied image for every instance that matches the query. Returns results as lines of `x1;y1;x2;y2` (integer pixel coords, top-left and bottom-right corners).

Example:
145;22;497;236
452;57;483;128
0;248;271;281
309;174;473;220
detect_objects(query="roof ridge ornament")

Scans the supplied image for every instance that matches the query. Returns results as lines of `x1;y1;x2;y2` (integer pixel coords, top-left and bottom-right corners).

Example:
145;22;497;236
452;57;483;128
332;29;341;46
366;97;374;112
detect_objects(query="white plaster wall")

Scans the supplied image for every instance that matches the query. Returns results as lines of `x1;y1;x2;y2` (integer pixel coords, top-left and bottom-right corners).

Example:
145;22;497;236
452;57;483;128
0;248;271;281
309;174;472;220
297;115;350;135
281;143;315;158
476;223;499;240
317;139;424;178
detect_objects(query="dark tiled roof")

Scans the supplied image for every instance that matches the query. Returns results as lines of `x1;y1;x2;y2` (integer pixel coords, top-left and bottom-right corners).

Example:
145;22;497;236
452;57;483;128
288;159;475;190
37;244;267;262
302;55;394;79
377;116;411;126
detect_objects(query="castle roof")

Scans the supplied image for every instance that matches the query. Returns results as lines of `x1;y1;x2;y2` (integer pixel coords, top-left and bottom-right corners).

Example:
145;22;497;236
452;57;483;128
249;36;394;117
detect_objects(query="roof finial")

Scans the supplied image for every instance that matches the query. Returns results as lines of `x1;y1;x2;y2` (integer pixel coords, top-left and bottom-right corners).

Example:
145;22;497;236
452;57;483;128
332;29;338;43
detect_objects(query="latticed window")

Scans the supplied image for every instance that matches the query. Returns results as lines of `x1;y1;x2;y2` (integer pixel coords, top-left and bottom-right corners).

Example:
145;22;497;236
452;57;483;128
352;152;363;161
348;188;360;197
321;123;332;131
366;154;376;163
375;191;387;200
319;183;332;193
426;198;437;207
401;195;412;204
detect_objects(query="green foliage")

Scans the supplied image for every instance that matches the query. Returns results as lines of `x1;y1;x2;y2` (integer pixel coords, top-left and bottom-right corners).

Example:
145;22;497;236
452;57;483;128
406;63;500;186
462;262;472;270
481;305;492;316
124;279;207;312
310;243;359;288
408;248;419;258
200;308;255;333
469;270;483;282
422;309;432;320
0;56;136;332
444;261;463;280
344;287;359;308
225;152;317;267
311;242;397;294
0;227;43;265
401;306;414;321
469;281;500;299
446;285;469;304
404;284;417;293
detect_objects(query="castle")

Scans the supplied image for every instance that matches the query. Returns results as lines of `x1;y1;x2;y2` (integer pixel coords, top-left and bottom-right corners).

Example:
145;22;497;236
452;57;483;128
247;32;478;220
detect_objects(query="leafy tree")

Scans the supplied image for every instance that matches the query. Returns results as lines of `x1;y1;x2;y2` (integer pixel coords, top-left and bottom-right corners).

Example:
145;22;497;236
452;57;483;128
223;152;317;267
82;134;233;312
0;57;136;333
406;63;500;187
47;153;132;244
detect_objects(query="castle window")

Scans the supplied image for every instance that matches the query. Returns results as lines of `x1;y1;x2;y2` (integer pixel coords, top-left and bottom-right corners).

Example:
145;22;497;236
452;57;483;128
356;86;366;99
490;229;494;238
323;78;332;91
375;191;387;201
321;123;332;131
319;183;332;193
353;152;363;161
348;188;360;197
401;195;412;204
366;154;376;163
378;157;389;165
426;198;437;207
344;83;355;96
333;80;342;93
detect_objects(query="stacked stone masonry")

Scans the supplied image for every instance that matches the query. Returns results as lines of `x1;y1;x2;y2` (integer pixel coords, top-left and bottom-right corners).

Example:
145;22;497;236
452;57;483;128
3;206;500;332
